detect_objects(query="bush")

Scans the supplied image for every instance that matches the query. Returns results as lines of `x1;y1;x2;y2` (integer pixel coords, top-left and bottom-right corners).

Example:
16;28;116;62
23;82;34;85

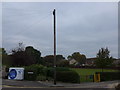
46;67;71;78
36;74;46;81
24;64;46;81
56;71;80;83
24;66;80;83
46;67;80;83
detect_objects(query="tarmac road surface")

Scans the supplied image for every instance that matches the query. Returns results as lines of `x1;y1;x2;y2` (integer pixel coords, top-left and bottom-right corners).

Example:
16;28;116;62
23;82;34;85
2;79;120;90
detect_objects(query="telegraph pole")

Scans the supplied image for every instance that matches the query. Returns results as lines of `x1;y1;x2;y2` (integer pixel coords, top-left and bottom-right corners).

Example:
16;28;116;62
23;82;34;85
53;9;56;85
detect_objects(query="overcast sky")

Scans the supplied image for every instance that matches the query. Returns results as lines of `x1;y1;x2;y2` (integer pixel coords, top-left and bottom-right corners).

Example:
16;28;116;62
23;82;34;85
2;2;118;58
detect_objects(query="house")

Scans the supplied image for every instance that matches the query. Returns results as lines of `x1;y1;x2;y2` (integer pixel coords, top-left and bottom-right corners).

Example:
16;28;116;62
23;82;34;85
69;59;77;65
113;59;120;67
85;58;97;66
68;58;97;66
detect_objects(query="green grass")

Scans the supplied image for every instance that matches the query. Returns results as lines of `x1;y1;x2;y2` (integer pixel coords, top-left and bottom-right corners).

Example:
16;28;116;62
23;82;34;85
71;68;118;82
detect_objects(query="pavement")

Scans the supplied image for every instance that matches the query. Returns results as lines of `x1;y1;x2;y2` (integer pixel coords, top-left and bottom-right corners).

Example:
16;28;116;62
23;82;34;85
2;79;120;89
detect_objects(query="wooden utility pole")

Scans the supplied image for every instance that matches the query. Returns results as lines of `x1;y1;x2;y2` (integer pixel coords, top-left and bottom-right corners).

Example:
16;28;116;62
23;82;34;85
53;9;56;85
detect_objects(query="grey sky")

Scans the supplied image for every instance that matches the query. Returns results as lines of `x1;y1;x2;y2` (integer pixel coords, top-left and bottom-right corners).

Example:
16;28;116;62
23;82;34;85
0;2;2;48
2;2;118;58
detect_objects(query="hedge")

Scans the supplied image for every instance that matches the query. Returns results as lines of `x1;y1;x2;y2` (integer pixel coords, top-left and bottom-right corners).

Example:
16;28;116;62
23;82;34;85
46;67;71;78
24;66;80;83
46;67;80;83
96;72;120;81
36;74;47;81
56;71;80;83
24;64;46;81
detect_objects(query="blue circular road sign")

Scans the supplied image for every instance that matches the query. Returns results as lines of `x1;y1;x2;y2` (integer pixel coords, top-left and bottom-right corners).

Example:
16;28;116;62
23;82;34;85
8;69;17;79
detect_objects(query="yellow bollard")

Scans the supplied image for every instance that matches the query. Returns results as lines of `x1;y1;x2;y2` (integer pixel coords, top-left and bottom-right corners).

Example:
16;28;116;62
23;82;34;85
94;73;100;82
94;74;96;82
97;74;100;82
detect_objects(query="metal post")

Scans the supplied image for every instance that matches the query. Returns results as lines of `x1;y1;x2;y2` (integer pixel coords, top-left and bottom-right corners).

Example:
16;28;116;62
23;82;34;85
53;9;56;85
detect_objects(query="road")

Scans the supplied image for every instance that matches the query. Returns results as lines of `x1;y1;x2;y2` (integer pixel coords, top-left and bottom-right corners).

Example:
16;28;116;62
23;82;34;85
2;79;120;90
2;79;48;88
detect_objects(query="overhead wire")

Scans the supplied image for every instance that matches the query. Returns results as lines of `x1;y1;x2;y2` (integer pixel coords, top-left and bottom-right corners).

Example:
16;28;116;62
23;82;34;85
3;7;51;23
14;11;52;35
3;11;43;17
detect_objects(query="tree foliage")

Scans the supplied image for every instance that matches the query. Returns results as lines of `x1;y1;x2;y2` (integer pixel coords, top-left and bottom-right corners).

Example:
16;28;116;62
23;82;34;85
25;46;42;65
10;43;42;66
43;55;66;67
57;60;69;67
68;52;86;66
11;43;25;54
1;48;11;66
95;47;113;68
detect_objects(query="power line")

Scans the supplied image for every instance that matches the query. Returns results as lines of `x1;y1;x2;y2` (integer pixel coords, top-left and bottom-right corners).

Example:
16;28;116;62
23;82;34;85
4;11;44;17
14;12;51;35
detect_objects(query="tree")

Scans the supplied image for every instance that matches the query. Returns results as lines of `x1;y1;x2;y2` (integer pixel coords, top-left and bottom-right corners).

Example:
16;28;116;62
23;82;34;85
0;48;2;66
9;43;25;66
11;42;25;54
95;47;113;69
1;48;11;66
43;55;65;67
56;55;65;61
67;55;73;60
25;46;42;65
43;55;54;67
10;43;42;66
56;60;69;67
68;52;86;66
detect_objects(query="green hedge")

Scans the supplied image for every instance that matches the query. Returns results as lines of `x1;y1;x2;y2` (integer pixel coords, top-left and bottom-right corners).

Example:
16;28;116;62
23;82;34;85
46;67;80;83
24;65;80;83
46;67;71;78
36;74;47;81
24;65;71;81
96;72;120;81
24;64;46;81
56;71;80;83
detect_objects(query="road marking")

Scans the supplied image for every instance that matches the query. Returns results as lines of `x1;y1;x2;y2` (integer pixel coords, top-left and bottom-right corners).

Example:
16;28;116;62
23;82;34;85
2;85;48;88
2;85;81;88
2;85;14;87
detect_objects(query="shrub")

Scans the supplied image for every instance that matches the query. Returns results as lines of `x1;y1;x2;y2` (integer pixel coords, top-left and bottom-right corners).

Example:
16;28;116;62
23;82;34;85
45;67;80;83
46;67;71;78
24;66;80;83
24;64;46;81
36;74;46;81
56;71;80;83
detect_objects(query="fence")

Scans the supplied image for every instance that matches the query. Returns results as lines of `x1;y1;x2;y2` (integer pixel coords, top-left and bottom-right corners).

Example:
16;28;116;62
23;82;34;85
96;72;120;81
73;66;120;70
